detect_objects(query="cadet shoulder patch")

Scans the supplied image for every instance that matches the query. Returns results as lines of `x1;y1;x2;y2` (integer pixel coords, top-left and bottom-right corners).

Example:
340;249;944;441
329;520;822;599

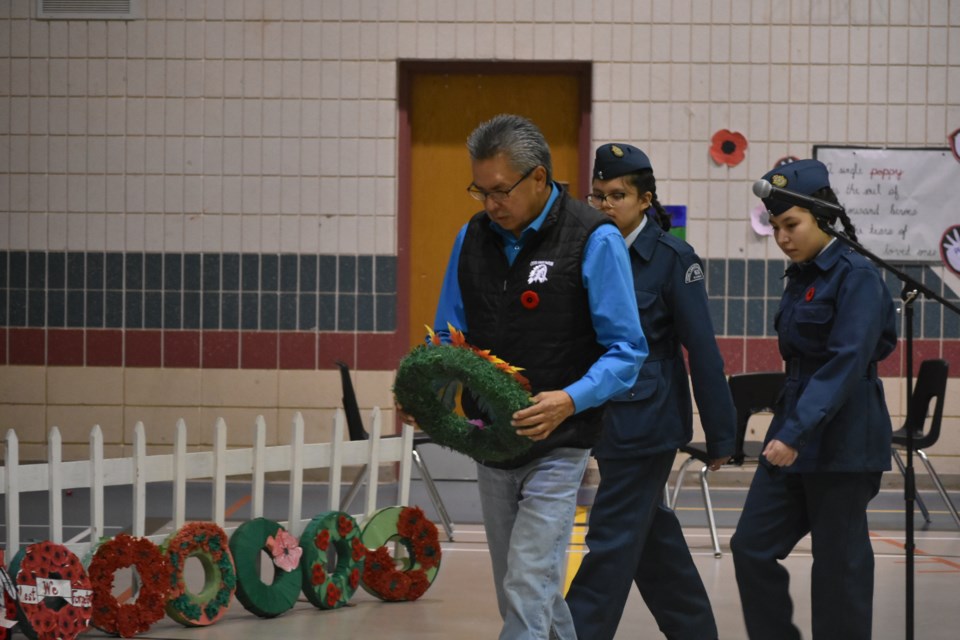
684;262;704;284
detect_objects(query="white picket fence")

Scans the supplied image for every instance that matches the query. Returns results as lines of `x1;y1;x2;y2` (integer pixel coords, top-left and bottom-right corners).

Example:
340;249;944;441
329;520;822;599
0;407;413;555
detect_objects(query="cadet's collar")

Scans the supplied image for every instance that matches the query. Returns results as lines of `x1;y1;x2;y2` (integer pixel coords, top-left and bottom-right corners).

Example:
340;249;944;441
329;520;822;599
784;237;842;276
628;214;659;261
810;237;842;270
622;213;648;248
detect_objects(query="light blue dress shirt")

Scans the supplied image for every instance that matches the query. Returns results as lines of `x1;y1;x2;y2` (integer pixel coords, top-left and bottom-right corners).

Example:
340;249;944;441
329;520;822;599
432;183;648;413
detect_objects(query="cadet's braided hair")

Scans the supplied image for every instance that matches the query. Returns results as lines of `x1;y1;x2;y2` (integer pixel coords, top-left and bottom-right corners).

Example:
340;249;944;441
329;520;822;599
810;186;858;242
623;169;672;231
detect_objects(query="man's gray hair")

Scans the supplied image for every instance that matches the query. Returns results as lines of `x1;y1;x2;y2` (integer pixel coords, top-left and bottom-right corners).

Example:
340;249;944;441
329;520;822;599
466;114;553;183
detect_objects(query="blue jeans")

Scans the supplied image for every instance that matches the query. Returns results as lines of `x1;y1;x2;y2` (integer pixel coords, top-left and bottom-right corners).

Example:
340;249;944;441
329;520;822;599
477;447;589;640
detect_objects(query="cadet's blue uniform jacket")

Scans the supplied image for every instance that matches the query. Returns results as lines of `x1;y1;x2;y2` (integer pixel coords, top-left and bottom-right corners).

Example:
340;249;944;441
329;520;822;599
593;216;736;460
768;239;897;473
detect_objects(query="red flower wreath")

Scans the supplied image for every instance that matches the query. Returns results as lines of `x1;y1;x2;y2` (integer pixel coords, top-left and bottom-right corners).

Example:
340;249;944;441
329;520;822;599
88;534;172;638
709;129;748;167
361;506;442;602
14;541;93;640
161;521;236;627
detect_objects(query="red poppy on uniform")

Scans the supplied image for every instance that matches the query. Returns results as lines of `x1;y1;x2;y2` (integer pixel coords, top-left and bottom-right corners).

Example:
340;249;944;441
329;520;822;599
521;290;540;309
805;287;815;302
709;129;748;167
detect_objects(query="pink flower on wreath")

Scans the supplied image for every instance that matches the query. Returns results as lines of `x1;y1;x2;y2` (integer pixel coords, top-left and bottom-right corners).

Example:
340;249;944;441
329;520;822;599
266;529;303;572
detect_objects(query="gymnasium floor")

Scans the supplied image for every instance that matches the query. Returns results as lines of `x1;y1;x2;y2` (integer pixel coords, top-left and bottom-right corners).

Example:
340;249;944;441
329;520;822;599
4;475;960;639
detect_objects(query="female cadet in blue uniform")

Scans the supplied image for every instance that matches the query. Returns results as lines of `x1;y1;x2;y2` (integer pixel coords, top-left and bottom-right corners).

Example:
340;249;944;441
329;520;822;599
730;159;897;640
565;143;736;640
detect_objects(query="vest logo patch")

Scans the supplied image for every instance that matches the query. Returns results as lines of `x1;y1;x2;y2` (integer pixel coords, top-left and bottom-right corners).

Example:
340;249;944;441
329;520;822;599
528;261;554;284
684;263;704;284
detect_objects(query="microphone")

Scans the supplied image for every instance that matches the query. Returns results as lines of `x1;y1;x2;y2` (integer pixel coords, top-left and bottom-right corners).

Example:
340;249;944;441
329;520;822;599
752;179;845;216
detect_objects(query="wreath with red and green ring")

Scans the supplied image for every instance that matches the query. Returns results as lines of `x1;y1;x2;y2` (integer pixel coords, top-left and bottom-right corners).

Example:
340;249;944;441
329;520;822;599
160;522;236;627
360;506;441;602
394;326;533;463
298;511;365;610
228;518;302;618
10;542;92;640
87;534;171;637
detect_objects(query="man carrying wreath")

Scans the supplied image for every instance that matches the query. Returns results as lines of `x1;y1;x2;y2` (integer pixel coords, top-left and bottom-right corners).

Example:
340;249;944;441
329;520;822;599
401;114;647;640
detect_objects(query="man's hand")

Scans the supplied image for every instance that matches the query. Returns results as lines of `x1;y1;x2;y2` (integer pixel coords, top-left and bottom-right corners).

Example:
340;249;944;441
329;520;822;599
511;390;575;441
762;439;798;467
395;402;418;427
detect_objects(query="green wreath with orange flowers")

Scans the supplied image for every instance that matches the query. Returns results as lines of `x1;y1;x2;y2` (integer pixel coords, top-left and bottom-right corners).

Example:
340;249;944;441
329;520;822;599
393;324;533;463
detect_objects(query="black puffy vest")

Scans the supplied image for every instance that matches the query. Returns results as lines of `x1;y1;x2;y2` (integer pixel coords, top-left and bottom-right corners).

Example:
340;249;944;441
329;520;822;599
458;189;612;468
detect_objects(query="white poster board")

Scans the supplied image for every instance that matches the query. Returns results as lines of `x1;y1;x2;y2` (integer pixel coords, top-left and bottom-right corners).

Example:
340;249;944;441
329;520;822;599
813;146;960;263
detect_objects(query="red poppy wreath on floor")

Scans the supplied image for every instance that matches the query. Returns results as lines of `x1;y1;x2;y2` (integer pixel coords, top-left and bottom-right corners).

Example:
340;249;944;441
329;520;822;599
710;129;748;167
88;534;171;637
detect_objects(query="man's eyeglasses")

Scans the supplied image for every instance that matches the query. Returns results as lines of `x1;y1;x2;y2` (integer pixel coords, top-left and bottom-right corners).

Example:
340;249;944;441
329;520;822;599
467;166;537;203
586;192;628;208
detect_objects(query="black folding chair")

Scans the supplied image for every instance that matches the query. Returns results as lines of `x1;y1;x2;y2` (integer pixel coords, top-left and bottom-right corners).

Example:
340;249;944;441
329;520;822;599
671;371;786;557
891;359;959;529
336;361;456;540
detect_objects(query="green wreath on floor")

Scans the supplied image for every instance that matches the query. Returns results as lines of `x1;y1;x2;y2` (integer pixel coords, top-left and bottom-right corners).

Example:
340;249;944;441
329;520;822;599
228;518;302;619
299;511;365;610
393;325;533;463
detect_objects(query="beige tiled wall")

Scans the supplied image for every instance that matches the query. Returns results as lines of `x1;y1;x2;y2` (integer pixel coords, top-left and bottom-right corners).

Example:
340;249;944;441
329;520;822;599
1;0;959;478
0;366;373;460
2;0;957;269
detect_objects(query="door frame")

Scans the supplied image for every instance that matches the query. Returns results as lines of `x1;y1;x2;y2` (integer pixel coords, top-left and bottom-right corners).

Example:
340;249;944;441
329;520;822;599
395;60;593;359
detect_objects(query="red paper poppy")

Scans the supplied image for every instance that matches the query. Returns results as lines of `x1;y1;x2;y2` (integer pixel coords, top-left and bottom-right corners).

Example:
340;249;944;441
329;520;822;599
337;514;353;537
325;583;341;608
315;529;330;551
709;129;748;167
351;536;367;561
520;290;540;309
805;287;815;302
949;128;960;164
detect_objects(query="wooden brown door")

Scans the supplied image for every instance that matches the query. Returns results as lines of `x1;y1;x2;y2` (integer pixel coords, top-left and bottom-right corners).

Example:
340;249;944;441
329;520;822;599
398;62;591;348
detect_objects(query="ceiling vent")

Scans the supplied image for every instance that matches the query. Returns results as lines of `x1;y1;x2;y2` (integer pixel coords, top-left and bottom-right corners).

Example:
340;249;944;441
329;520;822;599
36;0;143;20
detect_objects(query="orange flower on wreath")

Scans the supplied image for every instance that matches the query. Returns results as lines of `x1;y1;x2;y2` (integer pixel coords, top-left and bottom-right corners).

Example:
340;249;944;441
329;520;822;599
426;324;532;392
709;129;748;167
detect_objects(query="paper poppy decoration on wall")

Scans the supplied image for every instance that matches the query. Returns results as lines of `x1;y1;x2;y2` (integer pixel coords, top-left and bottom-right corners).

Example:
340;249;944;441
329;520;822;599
941;225;960;275
710;130;748;167
949;128;960;164
750;202;773;236
773;155;800;168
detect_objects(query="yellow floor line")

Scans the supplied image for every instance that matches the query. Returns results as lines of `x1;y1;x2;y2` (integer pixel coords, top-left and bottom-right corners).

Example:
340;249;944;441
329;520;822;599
563;505;589;595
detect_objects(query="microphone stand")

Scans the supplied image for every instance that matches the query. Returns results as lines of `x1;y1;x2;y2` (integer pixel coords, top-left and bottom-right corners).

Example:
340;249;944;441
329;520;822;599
807;204;960;640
